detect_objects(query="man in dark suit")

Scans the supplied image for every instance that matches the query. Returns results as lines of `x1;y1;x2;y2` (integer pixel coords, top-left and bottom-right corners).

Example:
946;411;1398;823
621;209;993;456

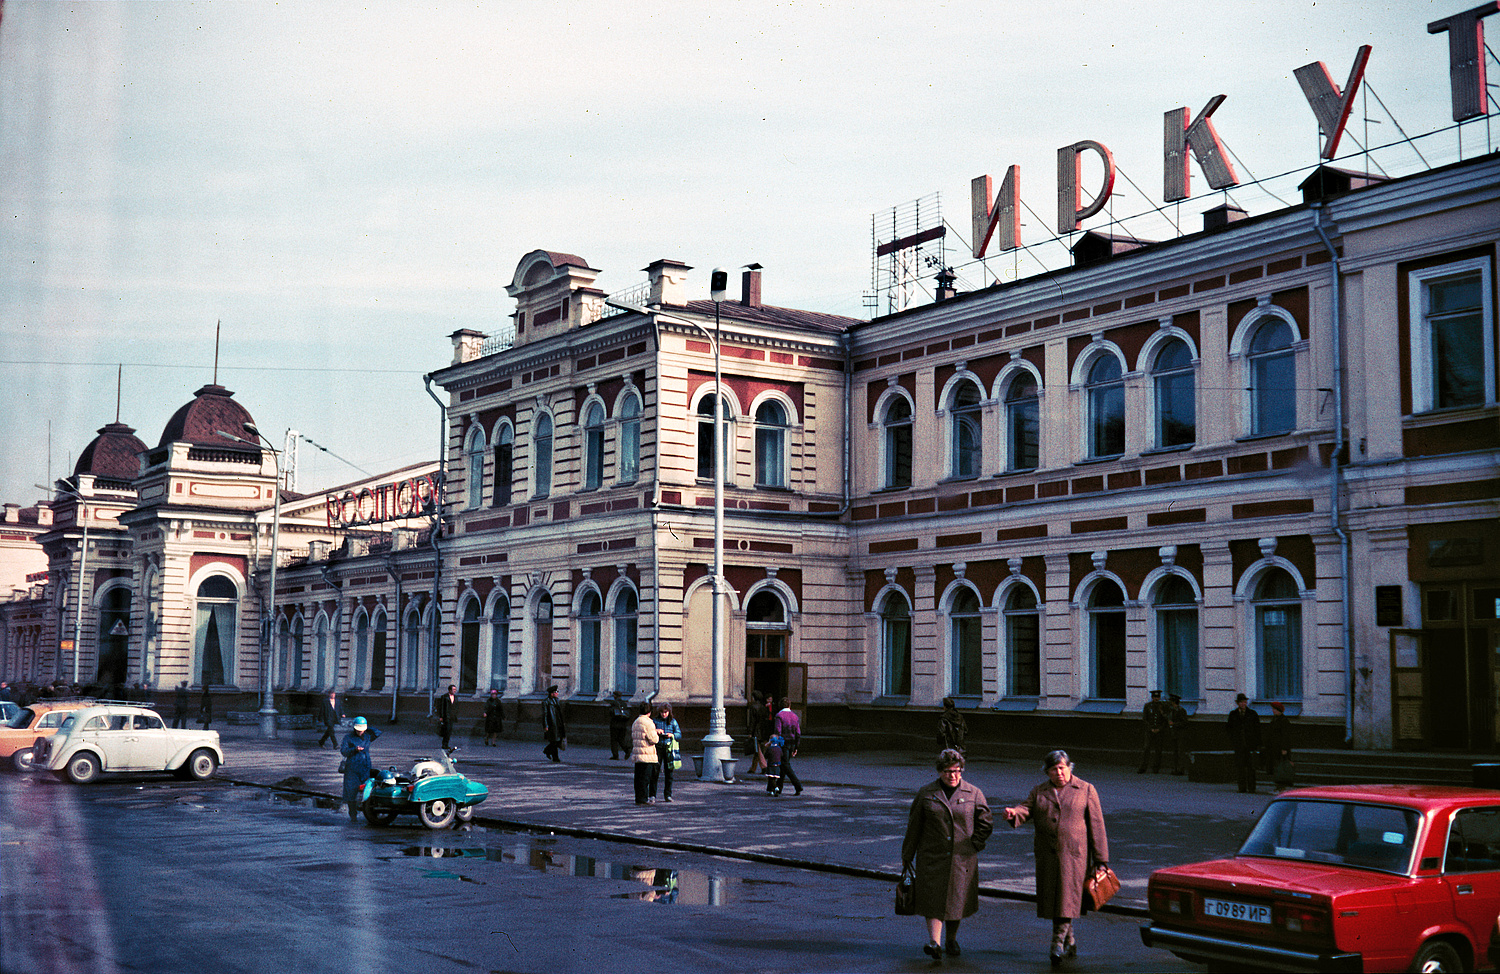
318;689;343;747
541;685;566;762
435;684;459;749
1227;692;1262;793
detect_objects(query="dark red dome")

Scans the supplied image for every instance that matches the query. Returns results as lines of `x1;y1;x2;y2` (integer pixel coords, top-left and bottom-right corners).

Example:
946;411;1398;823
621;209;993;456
73;422;147;482
157;384;257;449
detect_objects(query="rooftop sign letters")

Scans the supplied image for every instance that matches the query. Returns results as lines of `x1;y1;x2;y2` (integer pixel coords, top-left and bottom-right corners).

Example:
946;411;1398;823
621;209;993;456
325;474;438;528
971;2;1500;257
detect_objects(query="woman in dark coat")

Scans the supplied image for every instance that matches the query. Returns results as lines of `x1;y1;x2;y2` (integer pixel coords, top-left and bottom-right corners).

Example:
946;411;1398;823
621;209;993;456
339;716;381;823
1003;749;1109;967
483;689;504;746
900;749;994;960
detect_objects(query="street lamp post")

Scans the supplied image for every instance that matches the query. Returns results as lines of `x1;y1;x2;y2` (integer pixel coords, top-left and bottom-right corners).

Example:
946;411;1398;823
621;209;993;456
219;424;281;738
699;268;734;780
48;482;88;687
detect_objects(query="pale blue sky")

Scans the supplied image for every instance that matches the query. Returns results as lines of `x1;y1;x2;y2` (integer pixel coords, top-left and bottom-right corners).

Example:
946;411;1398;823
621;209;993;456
0;0;1464;502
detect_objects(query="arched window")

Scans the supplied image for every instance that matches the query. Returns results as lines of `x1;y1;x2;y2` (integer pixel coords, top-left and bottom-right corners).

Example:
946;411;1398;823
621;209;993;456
949;588;982;697
880;592;911;698
1086;355;1125;458
618;394;641;483
370;608;387;692
195;576;237;687
1254;569;1302;699
745;590;787;660
489;595;510;692
1154;575;1199;701
882;395;913;488
612;588;638;694
464;424;486;509
697;394;733;482
1088;580;1126;699
1152;338;1195;448
533;412;553;498
313;613;330;689
459;599;481;694
1003;372;1040;471
492;422;513;507
949;380;983;479
577;590;601;694
1004;586;1040;696
403;608;422;688
96;586;131;688
583;401;606;490
1248;318;1295;434
352;611;368;689
532;591;554;692
754;400;788;488
290;615;305;688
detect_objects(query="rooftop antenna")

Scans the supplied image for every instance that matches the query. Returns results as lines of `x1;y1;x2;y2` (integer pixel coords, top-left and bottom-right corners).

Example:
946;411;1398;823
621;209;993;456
213;320;221;385
115;364;122;423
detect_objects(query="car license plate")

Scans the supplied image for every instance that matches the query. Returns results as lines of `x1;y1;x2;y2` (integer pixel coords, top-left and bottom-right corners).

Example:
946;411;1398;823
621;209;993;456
1203;897;1271;924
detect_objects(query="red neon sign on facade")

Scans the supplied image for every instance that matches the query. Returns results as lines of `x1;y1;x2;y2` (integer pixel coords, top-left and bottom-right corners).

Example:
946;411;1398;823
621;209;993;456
325;473;438;528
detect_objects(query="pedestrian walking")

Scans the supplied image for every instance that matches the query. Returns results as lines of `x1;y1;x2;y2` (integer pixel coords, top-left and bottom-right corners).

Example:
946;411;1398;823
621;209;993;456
339;716;380;823
1167;693;1189;775
629;702;659;805
608;691;630;759
1264;701;1294;791
483;689;505;745
172;680;191;729
1002;749;1110;968
901;748;993;961
1137;689;1169;773
763;735;784;795
1227;692;1262;793
317;689;343;747
746;690;771;773
772;698;803;796
435;684;459;749
198;685;213;728
937;697;968;755
652;702;682;802
541;685;566;762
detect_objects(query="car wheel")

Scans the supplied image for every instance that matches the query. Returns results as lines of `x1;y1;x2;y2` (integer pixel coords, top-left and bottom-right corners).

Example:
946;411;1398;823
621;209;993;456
363;805;398;826
12;748;34;773
65;753;100;785
184;749;218;781
1413;940;1462;973
456;804;474;823
417;798;456;829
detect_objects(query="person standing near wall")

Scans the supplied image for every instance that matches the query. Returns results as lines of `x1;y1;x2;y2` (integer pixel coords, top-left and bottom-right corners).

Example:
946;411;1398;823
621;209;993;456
937;697;967;755
1137;690;1169;773
541;685;566;762
629;702;659;805
1166;693;1189;775
435;684;458;749
483;689;505;746
1227;693;1261;794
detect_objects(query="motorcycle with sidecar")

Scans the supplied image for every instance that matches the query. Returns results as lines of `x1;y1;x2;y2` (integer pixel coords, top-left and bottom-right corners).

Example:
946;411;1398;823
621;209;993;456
358;747;488;829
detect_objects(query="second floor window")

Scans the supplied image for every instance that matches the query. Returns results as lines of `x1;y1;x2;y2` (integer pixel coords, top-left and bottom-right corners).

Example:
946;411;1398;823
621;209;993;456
583;402;605;490
697;394;733;481
882;395;912;488
533;413;553;498
1004;372;1039;471
464;425;486;509
949;380;983;479
493;423;513;507
754;400;787;488
1086;355;1125;458
1248;317;1296;435
1152;338;1196;448
1410;259;1493;412
618;394;641;483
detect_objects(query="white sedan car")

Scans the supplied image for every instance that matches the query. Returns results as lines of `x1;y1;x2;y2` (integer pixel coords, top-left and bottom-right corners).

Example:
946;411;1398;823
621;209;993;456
37;704;222;784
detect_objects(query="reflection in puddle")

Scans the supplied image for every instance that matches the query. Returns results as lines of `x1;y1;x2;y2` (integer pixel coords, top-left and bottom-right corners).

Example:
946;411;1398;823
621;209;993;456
390;839;791;906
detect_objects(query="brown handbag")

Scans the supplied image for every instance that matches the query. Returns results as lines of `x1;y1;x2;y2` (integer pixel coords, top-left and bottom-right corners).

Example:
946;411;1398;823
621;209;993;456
1084;865;1121;910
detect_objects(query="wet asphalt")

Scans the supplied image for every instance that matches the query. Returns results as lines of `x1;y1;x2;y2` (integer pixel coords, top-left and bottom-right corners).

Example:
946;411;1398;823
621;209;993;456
212;721;1277;913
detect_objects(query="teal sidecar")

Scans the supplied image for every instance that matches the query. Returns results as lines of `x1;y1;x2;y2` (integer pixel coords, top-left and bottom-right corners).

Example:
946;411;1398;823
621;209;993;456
358;749;489;829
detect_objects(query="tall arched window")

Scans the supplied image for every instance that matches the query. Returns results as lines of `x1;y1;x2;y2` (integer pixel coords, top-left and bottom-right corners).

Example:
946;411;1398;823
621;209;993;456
949;588;982;697
1086;355;1125;458
290;615;305;688
949;380;983;479
1152;338;1196;448
1154;575;1199;701
313;613;330;689
489;594;510;692
1254;569;1302;699
352;611;368;689
532;591;554;692
492;422;513;507
464;424;486;509
754;400;788;488
882;395;912;488
195;576;237;687
618;394;641;483
697;394;733;482
1088;580;1126;699
577;590;601;694
96;586;131;688
370;608;387;692
1248;318;1295;434
1003;372;1040;471
459;599;481;694
880;592;911;698
612;588;638;694
583;401;606;490
403;608;422;688
1004;586;1040;696
276;617;291;688
533;412;553;498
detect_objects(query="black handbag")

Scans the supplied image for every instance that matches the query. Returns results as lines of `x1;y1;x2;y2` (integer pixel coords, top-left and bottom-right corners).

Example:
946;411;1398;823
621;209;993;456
338;758;348;774
894;864;917;916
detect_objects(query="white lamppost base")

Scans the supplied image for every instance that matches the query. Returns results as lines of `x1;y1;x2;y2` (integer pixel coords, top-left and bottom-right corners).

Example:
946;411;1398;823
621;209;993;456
258;707;278;739
697;736;734;782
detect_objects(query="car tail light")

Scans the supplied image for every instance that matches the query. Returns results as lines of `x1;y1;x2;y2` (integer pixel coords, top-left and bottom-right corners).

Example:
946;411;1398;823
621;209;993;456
1149;885;1190;916
1273;902;1330;935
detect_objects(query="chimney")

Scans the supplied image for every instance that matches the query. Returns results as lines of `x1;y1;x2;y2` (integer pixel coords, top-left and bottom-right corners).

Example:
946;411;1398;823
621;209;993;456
1202;203;1248;232
3;504;17;523
934;267;958;302
645;259;692;307
741;264;763;308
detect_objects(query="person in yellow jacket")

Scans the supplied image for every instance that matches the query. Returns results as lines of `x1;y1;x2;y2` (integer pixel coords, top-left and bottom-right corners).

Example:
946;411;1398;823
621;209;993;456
629;702;660;806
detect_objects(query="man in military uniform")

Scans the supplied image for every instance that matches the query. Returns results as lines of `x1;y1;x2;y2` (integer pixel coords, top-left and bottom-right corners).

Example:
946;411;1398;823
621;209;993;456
1167;693;1190;775
1137;689;1170;773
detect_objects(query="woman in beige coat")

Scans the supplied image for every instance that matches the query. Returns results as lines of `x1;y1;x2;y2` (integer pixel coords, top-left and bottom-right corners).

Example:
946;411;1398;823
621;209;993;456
1003;749;1109;967
629;702;659;806
900;749;993;960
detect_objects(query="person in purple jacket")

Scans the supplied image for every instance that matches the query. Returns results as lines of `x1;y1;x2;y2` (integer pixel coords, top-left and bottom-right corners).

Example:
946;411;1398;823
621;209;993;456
771;699;803;796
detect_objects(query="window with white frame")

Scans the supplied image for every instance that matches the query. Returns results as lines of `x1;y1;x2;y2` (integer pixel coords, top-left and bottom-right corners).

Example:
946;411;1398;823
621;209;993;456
194;575;237;687
583;401;606;490
1248;317;1296;434
1152;338;1196;448
1154;575;1199;701
618;394;641;483
882;394;913;488
754;400;788;488
533;413;553;498
464;424;486;509
949;380;983;479
460;598;481;694
612;588;637;694
403;608;422;688
949;587;982;697
880;591;911;697
577;590;601;694
1003;372;1040;471
290;615;305;688
489;594;510;692
1088;580;1126;699
1003;585;1040;696
1254;569;1302;700
1086;354;1125;458
352;610;368;688
370;609;387;692
313;613;329;689
493;422;513;507
697;394;733;481
1409;257;1494;412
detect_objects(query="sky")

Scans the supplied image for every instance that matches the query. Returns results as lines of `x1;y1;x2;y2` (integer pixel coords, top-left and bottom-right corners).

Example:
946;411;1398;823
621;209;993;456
0;0;1476;505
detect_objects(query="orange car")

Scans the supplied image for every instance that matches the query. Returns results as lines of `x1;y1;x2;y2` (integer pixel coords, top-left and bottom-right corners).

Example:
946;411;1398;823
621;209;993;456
0;700;98;772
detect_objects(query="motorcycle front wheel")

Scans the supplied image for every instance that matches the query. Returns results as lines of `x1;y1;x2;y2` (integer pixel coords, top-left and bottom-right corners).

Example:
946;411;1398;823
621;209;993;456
418;798;456;829
456;804;474;823
363;804;399;826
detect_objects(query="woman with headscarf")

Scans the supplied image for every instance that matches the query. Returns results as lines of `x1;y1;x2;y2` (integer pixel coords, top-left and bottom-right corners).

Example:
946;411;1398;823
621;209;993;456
900;748;993;960
1002;749;1109;967
339;716;381;823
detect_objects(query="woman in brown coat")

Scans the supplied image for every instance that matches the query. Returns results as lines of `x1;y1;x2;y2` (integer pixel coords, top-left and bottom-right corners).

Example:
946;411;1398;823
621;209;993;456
1003;749;1109;967
900;749;994;960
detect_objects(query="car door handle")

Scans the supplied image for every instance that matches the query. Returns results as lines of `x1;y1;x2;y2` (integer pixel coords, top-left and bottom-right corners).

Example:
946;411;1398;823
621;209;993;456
1457;885;1473;895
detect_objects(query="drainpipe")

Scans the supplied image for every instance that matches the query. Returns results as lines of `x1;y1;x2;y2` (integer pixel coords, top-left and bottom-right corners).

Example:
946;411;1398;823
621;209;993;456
1312;203;1355;746
424;375;447;716
319;564;343;690
385;559;402;723
841;333;852;516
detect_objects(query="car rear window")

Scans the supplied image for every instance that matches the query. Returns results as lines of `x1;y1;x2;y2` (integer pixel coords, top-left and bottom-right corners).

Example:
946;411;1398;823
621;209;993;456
4;708;34;729
1240;799;1418;873
1446;807;1500;873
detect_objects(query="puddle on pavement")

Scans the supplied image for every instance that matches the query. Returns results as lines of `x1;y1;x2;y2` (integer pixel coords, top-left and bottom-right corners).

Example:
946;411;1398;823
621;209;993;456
388;838;790;905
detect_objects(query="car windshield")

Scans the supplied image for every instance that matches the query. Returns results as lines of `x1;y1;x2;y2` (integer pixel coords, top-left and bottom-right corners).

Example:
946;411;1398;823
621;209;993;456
4;708;35;729
1239;798;1419;873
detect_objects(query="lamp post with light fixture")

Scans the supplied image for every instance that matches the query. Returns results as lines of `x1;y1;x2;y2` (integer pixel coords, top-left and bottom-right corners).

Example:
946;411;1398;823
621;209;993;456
217;422;281;738
42;481;88;687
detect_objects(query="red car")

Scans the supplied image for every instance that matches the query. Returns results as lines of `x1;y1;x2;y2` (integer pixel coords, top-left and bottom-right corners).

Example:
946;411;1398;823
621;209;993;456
1141;785;1500;973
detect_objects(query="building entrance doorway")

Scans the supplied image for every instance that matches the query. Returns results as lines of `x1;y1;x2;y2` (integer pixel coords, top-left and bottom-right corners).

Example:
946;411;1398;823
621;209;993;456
1412;582;1500;750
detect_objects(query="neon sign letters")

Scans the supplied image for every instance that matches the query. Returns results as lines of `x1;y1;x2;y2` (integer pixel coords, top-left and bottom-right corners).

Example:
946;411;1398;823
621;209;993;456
325;474;438;528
